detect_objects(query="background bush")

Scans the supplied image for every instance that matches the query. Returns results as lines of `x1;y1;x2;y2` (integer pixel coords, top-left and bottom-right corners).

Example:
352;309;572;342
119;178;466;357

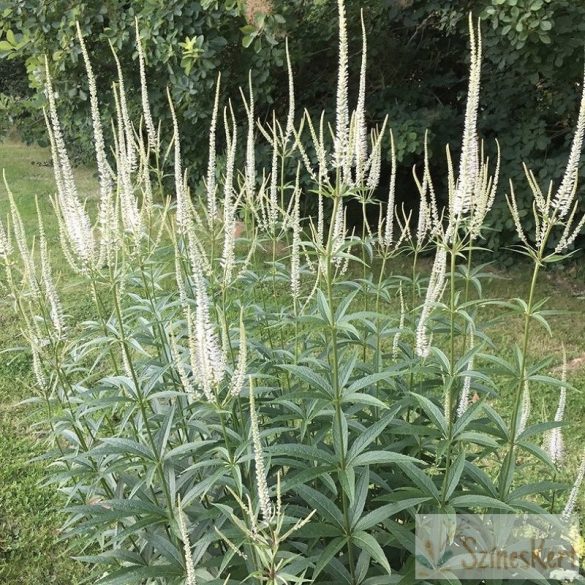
3;0;585;253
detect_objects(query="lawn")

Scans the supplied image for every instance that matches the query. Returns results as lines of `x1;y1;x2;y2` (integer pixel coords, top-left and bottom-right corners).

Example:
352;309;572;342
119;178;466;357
0;137;96;584
1;137;585;583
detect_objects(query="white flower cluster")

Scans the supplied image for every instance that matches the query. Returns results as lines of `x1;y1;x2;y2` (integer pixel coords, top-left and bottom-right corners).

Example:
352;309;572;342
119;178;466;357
545;353;567;465
563;453;585;519
45;59;96;270
507;64;585;255
415;246;447;358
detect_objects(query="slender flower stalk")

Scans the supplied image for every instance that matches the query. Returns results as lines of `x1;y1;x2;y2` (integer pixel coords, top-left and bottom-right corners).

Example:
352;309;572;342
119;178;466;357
138;138;153;216
167;88;190;235
413;135;440;248
457;333;474;417
0;214;11;260
76;23;116;267
44;61;96;268
284;38;295;146
366;133;381;192
517;381;531;437
206;74;222;225
170;332;198;398
221;104;238;284
37;199;65;337
392;284;405;360
469;141;500;241
552;66;585;219
383;129;397;248
135;18;158;152
354;10;368;184
4;172;39;297
563;453;585;520
331;199;346;270
290;171;302;300
186;265;226;401
113;84;142;239
30;340;47;391
452;14;481;220
229;314;247;397
416;245;447;358
249;379;273;522
334;0;350;181
110;41;136;171
268;115;279;232
177;499;197;585
546;351;567;465
241;73;256;205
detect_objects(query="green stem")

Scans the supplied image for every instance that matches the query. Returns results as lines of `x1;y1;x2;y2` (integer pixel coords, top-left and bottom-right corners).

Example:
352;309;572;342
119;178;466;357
325;194;357;585
498;259;541;498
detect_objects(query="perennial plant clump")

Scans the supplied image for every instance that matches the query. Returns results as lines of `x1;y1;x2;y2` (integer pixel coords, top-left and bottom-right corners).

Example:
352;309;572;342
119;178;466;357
2;2;585;584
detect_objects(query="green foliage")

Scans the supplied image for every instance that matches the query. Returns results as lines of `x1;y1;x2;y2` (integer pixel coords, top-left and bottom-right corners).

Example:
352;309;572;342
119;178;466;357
0;0;290;168
3;0;585;252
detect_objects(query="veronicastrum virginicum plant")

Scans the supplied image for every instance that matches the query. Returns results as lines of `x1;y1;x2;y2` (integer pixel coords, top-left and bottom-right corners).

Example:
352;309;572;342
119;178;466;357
2;2;585;584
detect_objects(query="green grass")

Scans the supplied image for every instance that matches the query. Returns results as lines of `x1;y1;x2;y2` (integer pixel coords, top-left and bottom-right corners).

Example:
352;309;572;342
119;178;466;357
0;137;585;582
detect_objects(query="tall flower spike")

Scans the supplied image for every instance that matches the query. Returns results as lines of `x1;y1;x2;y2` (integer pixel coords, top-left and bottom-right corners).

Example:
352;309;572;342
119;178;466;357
167;88;190;235
457;333;474;417
290;168;302;300
506;181;530;247
284;38;295;146
423;132;440;234
135;18;158;152
4;172;39;297
44;60;95;268
37;198;65;337
138;137;153;214
110;41;136;171
241;73;256;205
383;129;397;247
355;9;368;185
30;341;47;391
305;109;329;182
268;113;279;232
177;498;197;585
187;266;226;401
76;22;115;268
170;332;197;397
452;14;482;220
469;141;500;241
335;0;350;181
517;381;531;437
392;283;405;360
416;245;447;358
563;453;585;520
112;83;142;239
229;312;247;397
331;200;346;269
249;379;273;522
552;65;585;219
413;167;431;246
221;103;238;285
546;350;567;465
412;133;440;244
366;132;382;192
206;73;221;225
0;212;12;260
